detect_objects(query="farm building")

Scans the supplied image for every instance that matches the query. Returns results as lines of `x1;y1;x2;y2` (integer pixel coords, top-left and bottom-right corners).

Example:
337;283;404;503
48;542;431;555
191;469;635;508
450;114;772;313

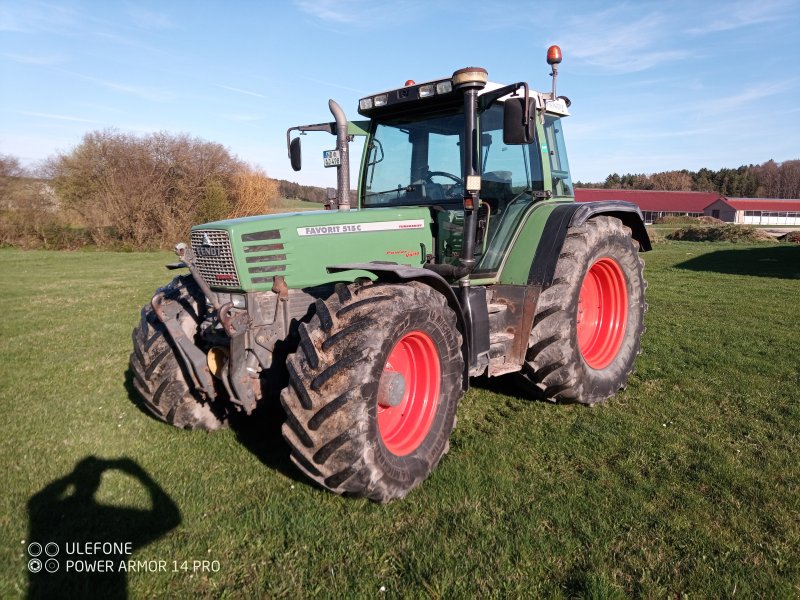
704;198;800;226
574;189;722;224
575;188;800;226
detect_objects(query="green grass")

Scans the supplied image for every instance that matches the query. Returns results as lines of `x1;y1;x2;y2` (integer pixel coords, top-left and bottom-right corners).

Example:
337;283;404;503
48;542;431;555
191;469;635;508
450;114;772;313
1;243;798;598
270;197;325;212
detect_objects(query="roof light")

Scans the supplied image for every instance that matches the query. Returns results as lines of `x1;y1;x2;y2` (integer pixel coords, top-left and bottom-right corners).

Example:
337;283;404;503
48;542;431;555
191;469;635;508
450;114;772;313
359;97;373;111
405;80;415;86
418;84;434;98
547;45;562;65
452;67;488;89
435;80;453;94
373;94;388;107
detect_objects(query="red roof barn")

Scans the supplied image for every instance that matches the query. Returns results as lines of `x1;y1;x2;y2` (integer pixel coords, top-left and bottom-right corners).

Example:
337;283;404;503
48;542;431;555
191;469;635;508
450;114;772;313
574;189;724;223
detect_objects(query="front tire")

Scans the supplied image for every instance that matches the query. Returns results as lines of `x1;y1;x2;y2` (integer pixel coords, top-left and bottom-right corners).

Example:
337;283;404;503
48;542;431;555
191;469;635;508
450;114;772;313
518;216;647;404
280;281;464;503
130;275;227;431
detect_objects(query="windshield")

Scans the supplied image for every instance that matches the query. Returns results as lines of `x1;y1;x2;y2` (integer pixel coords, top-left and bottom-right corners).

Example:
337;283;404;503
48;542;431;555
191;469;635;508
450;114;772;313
362;110;464;207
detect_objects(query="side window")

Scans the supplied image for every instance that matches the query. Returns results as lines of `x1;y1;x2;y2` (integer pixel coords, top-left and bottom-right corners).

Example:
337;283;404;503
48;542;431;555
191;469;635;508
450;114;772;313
364;125;413;204
479;104;544;204
543;116;573;197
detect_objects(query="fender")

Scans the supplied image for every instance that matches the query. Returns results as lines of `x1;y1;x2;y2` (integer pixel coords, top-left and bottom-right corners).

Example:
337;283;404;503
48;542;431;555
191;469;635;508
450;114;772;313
327;262;471;390
528;200;651;287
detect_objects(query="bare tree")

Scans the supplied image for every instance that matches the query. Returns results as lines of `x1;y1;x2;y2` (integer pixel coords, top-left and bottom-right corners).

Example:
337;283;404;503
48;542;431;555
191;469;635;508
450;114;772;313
46;129;253;247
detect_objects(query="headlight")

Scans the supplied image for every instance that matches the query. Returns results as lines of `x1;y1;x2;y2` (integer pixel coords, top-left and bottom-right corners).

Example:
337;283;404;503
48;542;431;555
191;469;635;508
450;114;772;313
359;97;373;111
435;81;453;94
373;94;388;107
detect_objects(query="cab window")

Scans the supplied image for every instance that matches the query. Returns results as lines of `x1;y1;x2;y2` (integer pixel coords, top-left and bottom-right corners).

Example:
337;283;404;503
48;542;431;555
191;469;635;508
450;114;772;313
543;115;573;197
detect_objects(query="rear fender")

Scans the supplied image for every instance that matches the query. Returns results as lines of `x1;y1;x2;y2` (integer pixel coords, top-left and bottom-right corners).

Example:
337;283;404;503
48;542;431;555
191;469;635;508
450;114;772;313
528;201;650;287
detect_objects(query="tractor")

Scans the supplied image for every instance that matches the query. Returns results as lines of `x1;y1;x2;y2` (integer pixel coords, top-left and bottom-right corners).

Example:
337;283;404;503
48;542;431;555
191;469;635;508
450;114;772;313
130;47;650;502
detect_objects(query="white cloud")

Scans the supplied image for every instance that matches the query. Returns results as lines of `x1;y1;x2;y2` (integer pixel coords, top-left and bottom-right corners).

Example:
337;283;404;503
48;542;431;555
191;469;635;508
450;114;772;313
560;8;689;74
1;53;67;66
219;114;264;122
102;81;177;102
687;0;793;34
21;111;100;124
294;0;429;27
217;85;265;99
125;3;174;29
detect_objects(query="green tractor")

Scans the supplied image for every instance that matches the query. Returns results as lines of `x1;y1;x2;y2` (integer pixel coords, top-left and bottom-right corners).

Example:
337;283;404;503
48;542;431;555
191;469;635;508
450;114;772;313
131;47;650;502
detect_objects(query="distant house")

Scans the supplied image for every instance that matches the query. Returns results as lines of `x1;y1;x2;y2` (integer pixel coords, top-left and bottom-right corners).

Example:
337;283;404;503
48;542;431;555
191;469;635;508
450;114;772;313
574;189;723;224
575;188;800;226
704;198;800;226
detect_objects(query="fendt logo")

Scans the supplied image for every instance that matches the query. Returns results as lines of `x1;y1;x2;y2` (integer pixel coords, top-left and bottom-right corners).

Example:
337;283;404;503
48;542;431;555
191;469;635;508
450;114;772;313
196;232;221;257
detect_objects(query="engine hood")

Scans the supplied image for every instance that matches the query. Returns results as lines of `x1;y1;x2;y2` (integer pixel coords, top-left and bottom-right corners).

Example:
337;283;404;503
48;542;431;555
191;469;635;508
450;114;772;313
191;207;434;291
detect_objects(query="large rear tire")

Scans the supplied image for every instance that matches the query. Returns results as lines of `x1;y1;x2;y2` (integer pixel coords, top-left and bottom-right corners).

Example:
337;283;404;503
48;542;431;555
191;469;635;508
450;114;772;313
280;281;464;503
130;275;227;431
518;216;646;404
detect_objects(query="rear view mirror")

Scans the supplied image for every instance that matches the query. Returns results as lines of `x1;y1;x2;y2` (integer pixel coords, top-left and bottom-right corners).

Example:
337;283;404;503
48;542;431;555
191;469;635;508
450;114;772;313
290;137;302;171
503;97;535;145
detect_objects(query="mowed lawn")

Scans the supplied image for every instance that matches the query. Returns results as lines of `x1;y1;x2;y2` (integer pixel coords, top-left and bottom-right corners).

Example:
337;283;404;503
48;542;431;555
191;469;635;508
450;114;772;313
0;242;798;598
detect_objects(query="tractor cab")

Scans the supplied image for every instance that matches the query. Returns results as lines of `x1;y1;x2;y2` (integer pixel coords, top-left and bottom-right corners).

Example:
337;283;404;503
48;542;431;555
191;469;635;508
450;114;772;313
287;57;575;279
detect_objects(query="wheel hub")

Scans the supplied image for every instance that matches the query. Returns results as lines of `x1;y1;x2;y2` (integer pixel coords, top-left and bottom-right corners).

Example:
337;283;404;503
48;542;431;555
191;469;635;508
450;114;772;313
377;331;441;456
576;257;628;370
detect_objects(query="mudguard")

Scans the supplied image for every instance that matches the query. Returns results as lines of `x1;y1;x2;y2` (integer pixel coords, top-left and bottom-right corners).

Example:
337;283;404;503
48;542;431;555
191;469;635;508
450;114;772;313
528;201;650;287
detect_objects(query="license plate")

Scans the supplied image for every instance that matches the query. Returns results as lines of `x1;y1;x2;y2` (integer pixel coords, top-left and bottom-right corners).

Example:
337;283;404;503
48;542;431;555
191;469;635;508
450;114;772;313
323;150;341;167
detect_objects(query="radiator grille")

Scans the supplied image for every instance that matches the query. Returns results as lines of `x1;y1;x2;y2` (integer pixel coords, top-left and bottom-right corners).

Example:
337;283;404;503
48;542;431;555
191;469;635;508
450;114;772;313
190;229;240;288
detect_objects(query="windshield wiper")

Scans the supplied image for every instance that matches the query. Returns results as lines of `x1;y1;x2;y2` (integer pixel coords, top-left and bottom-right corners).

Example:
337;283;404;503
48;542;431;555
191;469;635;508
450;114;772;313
365;184;414;197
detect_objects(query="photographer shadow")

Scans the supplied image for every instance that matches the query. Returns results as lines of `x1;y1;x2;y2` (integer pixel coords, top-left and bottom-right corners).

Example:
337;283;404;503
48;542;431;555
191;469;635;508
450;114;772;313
27;456;181;600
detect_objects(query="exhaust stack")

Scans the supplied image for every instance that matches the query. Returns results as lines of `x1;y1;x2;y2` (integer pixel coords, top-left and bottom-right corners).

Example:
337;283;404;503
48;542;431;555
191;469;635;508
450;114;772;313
328;99;351;211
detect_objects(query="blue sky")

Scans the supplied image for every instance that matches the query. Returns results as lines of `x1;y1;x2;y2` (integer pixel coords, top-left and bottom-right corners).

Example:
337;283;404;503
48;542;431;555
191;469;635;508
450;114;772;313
1;0;798;187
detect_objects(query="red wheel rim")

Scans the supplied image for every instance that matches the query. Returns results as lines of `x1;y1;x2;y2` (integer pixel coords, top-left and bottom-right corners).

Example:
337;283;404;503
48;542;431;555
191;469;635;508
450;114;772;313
577;257;628;370
377;331;440;456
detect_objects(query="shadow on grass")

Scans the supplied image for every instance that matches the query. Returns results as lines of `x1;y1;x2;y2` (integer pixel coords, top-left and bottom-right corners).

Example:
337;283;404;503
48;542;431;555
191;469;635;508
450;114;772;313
27;456;180;600
123;368;307;486
676;244;800;279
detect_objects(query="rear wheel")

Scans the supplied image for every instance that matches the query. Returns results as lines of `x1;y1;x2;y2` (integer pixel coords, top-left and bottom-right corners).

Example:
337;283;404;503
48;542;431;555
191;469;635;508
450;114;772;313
280;281;464;502
518;216;646;404
130;275;227;431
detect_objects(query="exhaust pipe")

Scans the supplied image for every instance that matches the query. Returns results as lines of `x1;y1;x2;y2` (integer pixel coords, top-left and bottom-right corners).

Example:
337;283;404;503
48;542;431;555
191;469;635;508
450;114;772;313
328;99;351;211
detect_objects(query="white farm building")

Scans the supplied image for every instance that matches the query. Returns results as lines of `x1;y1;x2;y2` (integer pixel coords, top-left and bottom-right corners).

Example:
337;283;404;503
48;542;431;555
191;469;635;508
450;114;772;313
576;189;800;226
704;198;800;226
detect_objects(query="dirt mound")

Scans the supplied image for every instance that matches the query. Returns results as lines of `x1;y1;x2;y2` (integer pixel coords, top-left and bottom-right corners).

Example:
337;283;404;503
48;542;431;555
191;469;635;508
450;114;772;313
780;231;800;244
653;215;724;225
666;225;777;243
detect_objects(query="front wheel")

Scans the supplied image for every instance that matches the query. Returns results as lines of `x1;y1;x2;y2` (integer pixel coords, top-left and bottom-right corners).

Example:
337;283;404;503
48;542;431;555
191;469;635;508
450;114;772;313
518;216;647;404
129;275;228;431
280;281;464;503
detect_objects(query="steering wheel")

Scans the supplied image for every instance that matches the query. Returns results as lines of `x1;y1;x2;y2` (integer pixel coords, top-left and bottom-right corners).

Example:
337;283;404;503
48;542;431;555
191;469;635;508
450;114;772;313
425;171;464;200
425;171;464;185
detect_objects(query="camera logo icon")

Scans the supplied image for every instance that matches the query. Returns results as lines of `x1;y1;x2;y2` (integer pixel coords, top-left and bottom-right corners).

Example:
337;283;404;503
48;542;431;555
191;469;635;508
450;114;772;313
27;542;60;573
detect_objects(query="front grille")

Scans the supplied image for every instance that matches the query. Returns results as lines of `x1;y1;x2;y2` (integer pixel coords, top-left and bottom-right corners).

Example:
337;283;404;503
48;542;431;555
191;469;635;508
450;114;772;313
190;229;241;288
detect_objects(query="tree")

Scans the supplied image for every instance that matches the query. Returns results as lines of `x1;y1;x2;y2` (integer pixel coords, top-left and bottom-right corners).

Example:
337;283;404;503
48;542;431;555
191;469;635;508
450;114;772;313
650;170;692;191
45;129;259;247
229;169;280;218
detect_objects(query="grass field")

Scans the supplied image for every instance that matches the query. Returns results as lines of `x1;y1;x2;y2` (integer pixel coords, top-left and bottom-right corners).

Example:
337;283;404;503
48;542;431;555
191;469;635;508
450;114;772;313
1;242;798;598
